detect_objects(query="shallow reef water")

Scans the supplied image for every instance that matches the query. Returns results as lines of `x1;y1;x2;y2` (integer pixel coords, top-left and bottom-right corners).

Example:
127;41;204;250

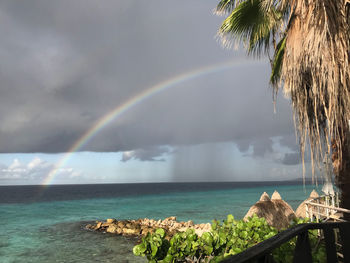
0;183;317;262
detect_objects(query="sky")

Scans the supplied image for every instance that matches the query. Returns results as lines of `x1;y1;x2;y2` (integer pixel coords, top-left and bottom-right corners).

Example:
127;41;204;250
0;0;309;185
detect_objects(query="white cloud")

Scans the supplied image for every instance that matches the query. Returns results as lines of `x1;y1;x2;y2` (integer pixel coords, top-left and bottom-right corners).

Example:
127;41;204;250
27;157;45;169
0;157;81;183
8;158;22;169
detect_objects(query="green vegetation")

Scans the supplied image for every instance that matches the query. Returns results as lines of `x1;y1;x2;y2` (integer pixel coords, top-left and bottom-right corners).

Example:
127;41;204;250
133;215;326;263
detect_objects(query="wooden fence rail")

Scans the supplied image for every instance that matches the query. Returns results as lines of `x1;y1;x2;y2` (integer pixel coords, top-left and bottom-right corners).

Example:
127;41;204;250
305;194;350;222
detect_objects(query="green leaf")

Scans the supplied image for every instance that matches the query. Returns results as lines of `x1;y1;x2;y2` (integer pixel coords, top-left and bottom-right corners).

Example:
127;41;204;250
211;220;218;230
201;232;213;244
232;247;242;254
204;245;213;254
227;214;234;223
133;244;146;256
270;35;286;85
151;244;158;257
155;228;166;238
162;254;174;263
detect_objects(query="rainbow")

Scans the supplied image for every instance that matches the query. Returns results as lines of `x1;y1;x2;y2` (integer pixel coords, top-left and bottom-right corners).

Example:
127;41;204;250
42;59;262;185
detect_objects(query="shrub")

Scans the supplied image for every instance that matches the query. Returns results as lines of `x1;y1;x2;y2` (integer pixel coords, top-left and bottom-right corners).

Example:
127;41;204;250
133;215;326;263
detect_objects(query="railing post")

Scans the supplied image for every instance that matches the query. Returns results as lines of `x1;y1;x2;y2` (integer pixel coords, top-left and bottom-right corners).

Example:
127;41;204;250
323;226;338;262
326;196;330;217
293;232;312;263
339;223;350;263
257;254;275;263
336;192;339;208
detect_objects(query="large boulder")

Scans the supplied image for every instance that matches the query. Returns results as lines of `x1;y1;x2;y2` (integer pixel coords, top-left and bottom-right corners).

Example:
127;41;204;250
295;190;319;218
106;224;118;233
244;191;296;230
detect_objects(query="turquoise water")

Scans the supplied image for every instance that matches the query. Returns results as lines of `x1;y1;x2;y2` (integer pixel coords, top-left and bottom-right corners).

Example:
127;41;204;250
0;183;318;262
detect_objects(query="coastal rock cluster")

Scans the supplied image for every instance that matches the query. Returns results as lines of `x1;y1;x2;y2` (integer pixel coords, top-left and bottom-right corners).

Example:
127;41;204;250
86;216;211;238
86;190;321;238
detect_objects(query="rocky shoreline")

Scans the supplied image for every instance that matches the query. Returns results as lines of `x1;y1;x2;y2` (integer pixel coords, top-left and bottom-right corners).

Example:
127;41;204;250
86;216;211;239
86;190;324;239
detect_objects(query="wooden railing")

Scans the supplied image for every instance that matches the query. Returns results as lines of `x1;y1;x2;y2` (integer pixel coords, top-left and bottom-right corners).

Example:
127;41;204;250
221;222;350;263
305;193;350;222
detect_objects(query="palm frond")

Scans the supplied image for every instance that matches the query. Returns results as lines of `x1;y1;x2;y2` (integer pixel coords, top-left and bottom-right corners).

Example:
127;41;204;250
217;0;281;57
260;0;289;13
281;0;350;176
215;0;238;16
270;35;286;87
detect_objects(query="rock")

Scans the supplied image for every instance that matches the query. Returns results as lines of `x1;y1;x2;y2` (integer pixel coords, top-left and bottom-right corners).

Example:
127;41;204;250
173;222;181;229
117;221;125;228
123;227;140;235
141;227;153;236
86;224;92;229
94;222;102;230
204;223;211;231
86;216;212;239
177;227;188;232
116;227;123;235
164;216;176;221
194;229;206;237
185;220;194;227
244;192;296;230
106;224;118;233
122;228;133;235
271;191;282;200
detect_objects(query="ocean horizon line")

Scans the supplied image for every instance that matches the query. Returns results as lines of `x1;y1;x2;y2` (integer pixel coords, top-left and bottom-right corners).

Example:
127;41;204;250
0;178;315;187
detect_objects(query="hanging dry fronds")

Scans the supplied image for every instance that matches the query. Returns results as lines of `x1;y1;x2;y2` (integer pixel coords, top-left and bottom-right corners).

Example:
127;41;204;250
279;0;350;180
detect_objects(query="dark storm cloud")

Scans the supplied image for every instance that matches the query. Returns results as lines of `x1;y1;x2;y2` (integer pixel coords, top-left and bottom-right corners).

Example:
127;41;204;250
279;134;299;152
252;138;274;157
236;140;250;153
0;0;296;159
121;146;171;162
281;153;301;165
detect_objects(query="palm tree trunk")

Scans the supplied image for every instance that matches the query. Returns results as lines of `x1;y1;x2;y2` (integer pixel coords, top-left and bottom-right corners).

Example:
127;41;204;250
333;131;350;220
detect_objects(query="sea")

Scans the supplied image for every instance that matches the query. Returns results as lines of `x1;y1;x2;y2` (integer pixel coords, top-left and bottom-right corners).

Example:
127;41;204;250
0;181;319;263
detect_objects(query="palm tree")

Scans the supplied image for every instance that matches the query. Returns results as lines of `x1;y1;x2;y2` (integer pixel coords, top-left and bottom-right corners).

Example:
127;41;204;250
216;0;350;216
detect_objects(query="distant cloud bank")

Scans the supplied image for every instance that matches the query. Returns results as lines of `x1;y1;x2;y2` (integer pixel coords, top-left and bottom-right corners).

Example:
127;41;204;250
0;157;81;184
